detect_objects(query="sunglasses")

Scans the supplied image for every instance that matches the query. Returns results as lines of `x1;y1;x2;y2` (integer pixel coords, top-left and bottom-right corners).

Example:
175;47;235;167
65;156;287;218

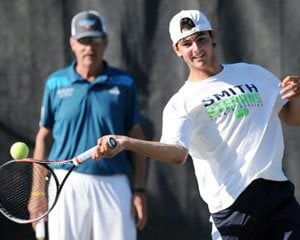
78;37;104;45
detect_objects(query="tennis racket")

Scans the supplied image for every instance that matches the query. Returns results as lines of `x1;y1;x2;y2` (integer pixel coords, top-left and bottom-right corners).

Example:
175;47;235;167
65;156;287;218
0;137;117;224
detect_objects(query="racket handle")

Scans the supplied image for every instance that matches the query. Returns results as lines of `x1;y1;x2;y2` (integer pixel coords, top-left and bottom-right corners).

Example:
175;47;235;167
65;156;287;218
35;218;45;240
72;146;96;166
72;137;117;166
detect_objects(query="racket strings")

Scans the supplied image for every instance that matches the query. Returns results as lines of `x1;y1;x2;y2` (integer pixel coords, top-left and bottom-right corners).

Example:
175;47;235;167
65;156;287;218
0;161;58;223
0;162;32;219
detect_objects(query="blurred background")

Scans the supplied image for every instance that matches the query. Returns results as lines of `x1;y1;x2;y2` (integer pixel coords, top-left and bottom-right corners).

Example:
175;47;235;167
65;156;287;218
1;0;300;239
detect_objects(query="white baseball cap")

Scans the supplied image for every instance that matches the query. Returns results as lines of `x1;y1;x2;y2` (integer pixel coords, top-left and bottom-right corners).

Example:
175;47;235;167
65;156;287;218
169;10;213;45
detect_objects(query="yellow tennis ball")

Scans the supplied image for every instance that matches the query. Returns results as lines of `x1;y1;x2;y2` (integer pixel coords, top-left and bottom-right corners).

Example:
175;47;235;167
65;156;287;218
10;142;29;159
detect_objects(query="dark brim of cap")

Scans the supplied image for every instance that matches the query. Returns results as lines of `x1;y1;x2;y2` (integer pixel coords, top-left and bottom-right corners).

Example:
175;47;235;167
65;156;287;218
73;31;107;40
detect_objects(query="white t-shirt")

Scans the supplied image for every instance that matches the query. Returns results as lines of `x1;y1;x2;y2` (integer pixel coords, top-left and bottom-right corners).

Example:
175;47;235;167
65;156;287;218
160;63;288;213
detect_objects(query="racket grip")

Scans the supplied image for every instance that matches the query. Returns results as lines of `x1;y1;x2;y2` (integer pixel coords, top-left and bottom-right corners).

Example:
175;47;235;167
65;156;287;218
72;146;96;166
73;137;117;166
35;218;45;240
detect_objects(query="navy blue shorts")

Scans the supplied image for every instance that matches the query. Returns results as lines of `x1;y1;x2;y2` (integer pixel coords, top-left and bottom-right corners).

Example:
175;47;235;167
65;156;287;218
211;179;300;240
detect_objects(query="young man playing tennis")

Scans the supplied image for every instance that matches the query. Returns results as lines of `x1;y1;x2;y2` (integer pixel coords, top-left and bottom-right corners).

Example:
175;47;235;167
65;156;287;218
93;10;300;239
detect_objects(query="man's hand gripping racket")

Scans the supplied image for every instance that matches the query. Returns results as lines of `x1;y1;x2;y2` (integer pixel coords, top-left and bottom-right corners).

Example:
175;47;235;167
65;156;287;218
0;137;117;224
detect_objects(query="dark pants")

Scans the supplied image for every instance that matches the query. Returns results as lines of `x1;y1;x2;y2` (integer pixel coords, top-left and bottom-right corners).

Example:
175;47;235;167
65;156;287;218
211;179;300;240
